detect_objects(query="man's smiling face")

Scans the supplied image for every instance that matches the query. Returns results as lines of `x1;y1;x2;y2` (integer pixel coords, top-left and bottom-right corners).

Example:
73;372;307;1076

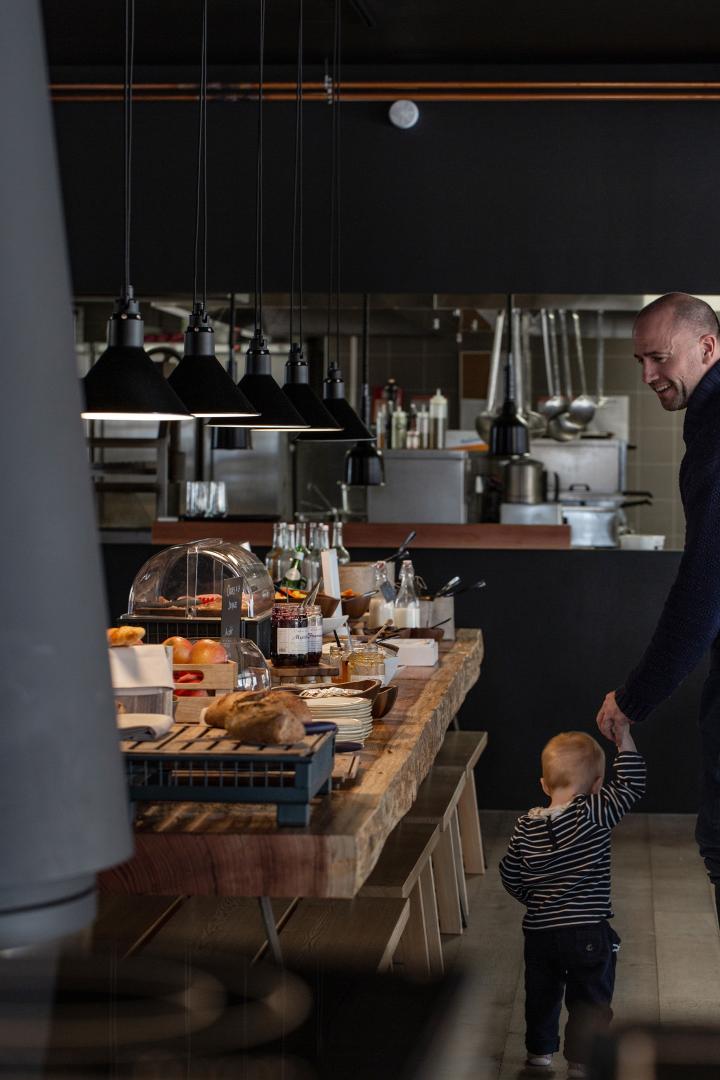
633;308;717;412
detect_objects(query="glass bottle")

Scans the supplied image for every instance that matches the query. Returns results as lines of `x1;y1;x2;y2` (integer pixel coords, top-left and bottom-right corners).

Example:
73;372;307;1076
265;522;287;583
306;604;323;664
303;524;322;590
278;522;296;581
281;542;308;591
367;561;395;629
391;407;408;449
332;520;351;565
393;559;420;628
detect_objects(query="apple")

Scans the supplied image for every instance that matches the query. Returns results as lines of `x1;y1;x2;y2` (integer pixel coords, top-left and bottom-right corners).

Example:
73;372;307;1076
190;639;228;664
162;636;193;663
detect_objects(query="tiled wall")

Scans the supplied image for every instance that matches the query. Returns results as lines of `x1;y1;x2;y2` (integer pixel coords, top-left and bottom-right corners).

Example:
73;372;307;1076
366;335;460;427
603;337;685;550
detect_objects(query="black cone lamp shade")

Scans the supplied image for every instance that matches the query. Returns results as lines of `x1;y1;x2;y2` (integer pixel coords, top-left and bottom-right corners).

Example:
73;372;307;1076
82;293;191;420
208;330;309;430
297;365;374;442
212;425;253;450
282;343;342;434
168;306;259;418
344;440;385;485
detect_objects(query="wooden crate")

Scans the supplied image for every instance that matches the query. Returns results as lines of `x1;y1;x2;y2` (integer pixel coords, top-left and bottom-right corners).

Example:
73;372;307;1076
173;661;237;724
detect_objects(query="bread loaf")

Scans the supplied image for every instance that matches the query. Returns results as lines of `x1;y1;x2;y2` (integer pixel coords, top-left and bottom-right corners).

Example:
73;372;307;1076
224;699;305;744
204;690;269;729
267;690;312;724
107;626;146;646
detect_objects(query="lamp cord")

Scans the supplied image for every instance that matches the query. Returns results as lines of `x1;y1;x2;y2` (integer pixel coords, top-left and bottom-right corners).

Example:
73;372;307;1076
122;0;135;299
192;0;209;315
326;0;341;373
254;0;266;335
289;0;303;347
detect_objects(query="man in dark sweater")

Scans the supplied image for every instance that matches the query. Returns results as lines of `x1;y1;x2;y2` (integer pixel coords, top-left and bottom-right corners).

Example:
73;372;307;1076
596;291;720;913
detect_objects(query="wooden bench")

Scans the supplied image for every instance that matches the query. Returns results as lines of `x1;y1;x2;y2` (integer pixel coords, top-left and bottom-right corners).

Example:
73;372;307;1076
277;897;410;974
434;730;488;875
403;767;468;935
360;821;443;979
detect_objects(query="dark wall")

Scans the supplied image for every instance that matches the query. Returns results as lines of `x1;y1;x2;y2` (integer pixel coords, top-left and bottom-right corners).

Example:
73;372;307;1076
102;542;704;813
55;93;720;295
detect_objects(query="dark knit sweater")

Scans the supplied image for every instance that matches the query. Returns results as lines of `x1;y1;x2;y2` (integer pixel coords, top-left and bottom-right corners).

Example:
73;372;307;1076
616;360;720;722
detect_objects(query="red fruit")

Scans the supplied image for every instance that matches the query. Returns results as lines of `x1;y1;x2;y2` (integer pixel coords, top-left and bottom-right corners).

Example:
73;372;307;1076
189;639;228;665
163;636;193;663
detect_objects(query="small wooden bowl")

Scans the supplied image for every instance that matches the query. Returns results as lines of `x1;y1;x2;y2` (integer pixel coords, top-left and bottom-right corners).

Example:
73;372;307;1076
317;593;341;618
341;593;371;619
331;678;383;700
372;683;399;719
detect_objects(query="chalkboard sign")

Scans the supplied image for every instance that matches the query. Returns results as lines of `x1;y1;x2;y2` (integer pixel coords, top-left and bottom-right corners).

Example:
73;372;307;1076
221;576;245;640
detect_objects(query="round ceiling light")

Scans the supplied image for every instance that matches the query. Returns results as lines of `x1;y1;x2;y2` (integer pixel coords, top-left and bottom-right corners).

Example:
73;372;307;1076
388;99;420;130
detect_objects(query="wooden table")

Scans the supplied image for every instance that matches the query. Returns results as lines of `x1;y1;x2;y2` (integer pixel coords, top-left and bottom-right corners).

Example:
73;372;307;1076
100;629;484;900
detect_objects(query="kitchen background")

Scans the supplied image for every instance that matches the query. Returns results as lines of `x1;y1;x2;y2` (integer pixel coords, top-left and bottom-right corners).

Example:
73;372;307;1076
79;291;690;548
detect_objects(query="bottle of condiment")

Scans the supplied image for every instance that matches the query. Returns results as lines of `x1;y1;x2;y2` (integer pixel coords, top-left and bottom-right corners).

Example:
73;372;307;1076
306;604;323;664
391;407;408;449
429;388;448;449
375;404;388;449
278;522;297;580
417;406;430;449
271;603;309;667
332;520;351;565
393;558;420;628
368;561;395;629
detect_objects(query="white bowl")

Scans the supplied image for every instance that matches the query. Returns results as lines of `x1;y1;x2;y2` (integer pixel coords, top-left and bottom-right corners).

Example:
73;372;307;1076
619;534;666;551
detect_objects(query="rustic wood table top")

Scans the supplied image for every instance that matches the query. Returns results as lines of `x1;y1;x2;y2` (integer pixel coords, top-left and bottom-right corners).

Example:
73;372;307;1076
100;629;484;899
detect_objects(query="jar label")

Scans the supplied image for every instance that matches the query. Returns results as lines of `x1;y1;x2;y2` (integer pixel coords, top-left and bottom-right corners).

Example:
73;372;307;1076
276;626;308;655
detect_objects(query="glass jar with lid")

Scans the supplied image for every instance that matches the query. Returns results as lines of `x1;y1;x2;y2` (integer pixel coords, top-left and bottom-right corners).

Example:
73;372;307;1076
306;604;323;665
271;603;308;667
347;642;385;679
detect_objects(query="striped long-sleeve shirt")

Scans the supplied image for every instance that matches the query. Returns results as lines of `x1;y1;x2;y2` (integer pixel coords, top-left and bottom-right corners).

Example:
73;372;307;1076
499;751;646;931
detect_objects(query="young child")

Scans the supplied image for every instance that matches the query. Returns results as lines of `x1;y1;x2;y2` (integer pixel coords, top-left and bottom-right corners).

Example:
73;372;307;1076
499;722;646;1078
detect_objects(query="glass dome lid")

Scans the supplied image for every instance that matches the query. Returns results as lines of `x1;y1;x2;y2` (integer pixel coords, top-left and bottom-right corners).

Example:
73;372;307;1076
128;538;274;619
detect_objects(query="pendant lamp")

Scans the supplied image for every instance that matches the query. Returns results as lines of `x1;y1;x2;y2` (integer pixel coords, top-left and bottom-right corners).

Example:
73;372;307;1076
168;1;258;420
345;293;385;484
489;294;529;458
297;0;372;443
208;0;308;432
82;0;189;421
282;0;341;435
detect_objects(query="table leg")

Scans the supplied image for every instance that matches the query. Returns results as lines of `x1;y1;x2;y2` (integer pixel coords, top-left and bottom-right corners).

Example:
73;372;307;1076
258;896;283;966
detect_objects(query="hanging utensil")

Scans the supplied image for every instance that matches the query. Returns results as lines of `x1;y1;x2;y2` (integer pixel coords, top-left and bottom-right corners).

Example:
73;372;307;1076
568;311;596;426
514;307;545;435
538;309;566;422
443;579;487;598
596;309;606;406
385;529;417;562
547;310;583;442
476;309;505;441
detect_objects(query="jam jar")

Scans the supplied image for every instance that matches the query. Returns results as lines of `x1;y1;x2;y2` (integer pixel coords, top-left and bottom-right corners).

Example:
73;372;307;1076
271;603;308;667
306;604;323;665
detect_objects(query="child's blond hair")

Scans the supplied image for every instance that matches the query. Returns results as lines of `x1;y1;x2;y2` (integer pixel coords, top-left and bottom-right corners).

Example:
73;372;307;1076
542;731;606;793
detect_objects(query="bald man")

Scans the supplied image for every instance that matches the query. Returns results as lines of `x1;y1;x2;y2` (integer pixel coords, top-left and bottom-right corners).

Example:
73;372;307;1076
596;291;720;912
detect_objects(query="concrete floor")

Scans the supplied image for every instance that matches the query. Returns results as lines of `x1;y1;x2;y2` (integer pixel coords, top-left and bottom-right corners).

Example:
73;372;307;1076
418;811;720;1080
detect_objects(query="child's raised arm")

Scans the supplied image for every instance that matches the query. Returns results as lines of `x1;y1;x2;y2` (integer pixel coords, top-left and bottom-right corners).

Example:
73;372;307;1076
587;750;646;828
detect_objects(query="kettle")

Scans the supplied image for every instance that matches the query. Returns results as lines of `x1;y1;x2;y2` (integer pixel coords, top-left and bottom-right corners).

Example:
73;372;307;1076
503;455;560;505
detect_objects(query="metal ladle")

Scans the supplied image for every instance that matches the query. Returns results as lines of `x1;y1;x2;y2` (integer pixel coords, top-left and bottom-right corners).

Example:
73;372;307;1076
538;309;567;421
569;311;596;426
513;307;545;435
546;310;583;442
475;309;505;441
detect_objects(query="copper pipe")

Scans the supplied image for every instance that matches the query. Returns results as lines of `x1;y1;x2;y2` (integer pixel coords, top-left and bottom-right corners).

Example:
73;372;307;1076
51;90;720;103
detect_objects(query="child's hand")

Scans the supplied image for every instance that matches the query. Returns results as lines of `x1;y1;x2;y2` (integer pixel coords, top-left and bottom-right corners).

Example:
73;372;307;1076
612;716;637;752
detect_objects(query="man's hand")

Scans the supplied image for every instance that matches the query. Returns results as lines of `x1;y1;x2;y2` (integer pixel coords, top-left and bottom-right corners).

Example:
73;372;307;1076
596;691;632;745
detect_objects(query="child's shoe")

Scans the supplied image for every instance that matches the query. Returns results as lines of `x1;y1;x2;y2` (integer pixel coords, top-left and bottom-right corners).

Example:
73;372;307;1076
525;1054;553;1068
567;1064;586;1079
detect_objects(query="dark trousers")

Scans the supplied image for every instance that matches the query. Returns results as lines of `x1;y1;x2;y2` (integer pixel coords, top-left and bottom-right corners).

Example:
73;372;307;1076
524;920;619;1062
695;669;720;884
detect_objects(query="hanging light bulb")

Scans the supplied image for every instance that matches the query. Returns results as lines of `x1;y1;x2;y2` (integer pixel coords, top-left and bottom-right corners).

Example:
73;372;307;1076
168;4;258;420
82;0;189;421
208;0;308;433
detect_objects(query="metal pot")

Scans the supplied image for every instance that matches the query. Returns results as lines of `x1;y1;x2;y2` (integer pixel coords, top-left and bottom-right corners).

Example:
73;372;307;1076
504;456;560;505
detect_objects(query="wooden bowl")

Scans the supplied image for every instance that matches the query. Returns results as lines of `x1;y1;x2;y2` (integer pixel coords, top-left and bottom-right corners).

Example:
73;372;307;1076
341;593;371;619
372;683;399;719
330;678;383;700
317;593;341;618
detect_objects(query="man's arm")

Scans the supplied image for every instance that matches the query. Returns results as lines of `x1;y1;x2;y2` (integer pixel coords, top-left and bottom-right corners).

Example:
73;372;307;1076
610;448;720;724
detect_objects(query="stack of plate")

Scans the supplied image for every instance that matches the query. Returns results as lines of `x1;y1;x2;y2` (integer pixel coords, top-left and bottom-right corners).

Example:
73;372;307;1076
301;694;374;745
